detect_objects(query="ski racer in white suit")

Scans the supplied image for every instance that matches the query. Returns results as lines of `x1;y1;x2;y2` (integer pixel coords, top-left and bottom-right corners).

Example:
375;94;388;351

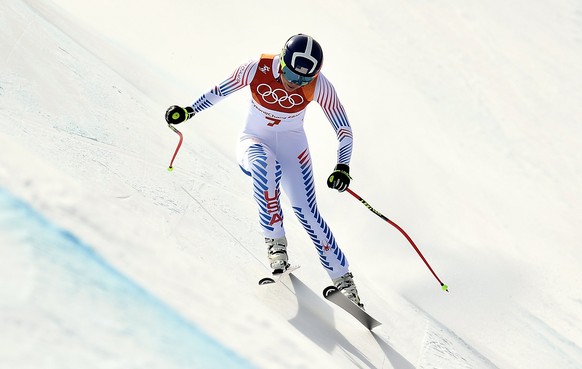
165;34;363;307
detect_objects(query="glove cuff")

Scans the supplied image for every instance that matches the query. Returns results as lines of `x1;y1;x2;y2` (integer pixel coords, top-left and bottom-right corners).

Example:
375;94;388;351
185;106;195;120
335;163;350;173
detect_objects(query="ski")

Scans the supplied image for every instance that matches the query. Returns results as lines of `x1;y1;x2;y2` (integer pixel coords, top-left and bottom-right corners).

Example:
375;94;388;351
323;286;382;330
258;265;301;285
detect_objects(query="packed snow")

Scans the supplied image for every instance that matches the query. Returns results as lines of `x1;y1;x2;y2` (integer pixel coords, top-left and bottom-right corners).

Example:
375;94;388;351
1;0;581;368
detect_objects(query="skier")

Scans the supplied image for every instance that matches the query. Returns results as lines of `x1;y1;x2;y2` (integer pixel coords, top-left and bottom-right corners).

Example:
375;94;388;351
165;34;363;308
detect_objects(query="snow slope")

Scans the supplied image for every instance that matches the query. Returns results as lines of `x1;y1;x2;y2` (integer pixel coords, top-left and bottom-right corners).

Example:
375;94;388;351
1;0;581;368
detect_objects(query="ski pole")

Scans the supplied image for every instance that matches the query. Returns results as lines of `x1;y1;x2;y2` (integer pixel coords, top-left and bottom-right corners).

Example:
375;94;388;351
167;124;183;171
345;188;449;292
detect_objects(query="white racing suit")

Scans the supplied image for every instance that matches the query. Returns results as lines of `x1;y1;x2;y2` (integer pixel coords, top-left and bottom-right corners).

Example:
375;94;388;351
191;54;353;279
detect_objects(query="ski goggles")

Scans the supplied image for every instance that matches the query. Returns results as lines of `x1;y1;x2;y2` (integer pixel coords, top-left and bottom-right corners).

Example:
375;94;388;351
280;59;316;86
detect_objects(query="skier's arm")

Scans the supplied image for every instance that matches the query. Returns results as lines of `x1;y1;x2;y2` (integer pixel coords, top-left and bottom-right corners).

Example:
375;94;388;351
314;74;353;165
165;60;258;125
314;74;354;192
191;60;258;113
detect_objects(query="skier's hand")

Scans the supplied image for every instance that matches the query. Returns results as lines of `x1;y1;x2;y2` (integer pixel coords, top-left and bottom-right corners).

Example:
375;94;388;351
327;164;351;192
165;105;194;125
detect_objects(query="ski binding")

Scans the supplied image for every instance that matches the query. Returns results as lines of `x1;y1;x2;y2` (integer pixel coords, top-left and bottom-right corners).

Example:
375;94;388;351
258;265;300;285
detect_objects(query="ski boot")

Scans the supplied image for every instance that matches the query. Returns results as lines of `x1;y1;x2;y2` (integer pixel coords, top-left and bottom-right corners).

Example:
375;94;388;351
266;236;289;274
332;272;364;309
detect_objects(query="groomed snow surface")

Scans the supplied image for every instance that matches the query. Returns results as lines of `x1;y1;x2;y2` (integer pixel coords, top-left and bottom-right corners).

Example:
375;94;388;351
1;0;581;368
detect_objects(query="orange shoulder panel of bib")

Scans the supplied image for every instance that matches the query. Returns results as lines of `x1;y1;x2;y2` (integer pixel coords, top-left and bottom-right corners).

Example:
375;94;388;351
301;75;319;101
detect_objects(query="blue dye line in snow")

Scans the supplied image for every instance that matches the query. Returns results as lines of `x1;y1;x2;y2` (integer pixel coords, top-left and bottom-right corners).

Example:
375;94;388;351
0;187;257;369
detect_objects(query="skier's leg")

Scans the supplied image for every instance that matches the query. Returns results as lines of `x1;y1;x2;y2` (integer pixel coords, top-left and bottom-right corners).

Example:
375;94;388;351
238;137;289;271
238;137;285;238
277;133;350;280
279;139;363;306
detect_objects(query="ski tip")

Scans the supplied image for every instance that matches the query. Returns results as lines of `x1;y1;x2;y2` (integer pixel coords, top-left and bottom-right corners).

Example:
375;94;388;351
258;277;275;285
322;285;338;298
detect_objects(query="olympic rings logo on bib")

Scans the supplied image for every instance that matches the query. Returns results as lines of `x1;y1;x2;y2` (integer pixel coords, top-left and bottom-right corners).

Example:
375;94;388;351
256;83;304;109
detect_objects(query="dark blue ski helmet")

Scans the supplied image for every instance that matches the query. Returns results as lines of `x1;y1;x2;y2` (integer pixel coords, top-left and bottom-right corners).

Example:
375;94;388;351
280;34;323;78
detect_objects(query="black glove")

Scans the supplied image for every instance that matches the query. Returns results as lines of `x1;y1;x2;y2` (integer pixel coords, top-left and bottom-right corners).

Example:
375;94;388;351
165;105;195;124
327;164;351;192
